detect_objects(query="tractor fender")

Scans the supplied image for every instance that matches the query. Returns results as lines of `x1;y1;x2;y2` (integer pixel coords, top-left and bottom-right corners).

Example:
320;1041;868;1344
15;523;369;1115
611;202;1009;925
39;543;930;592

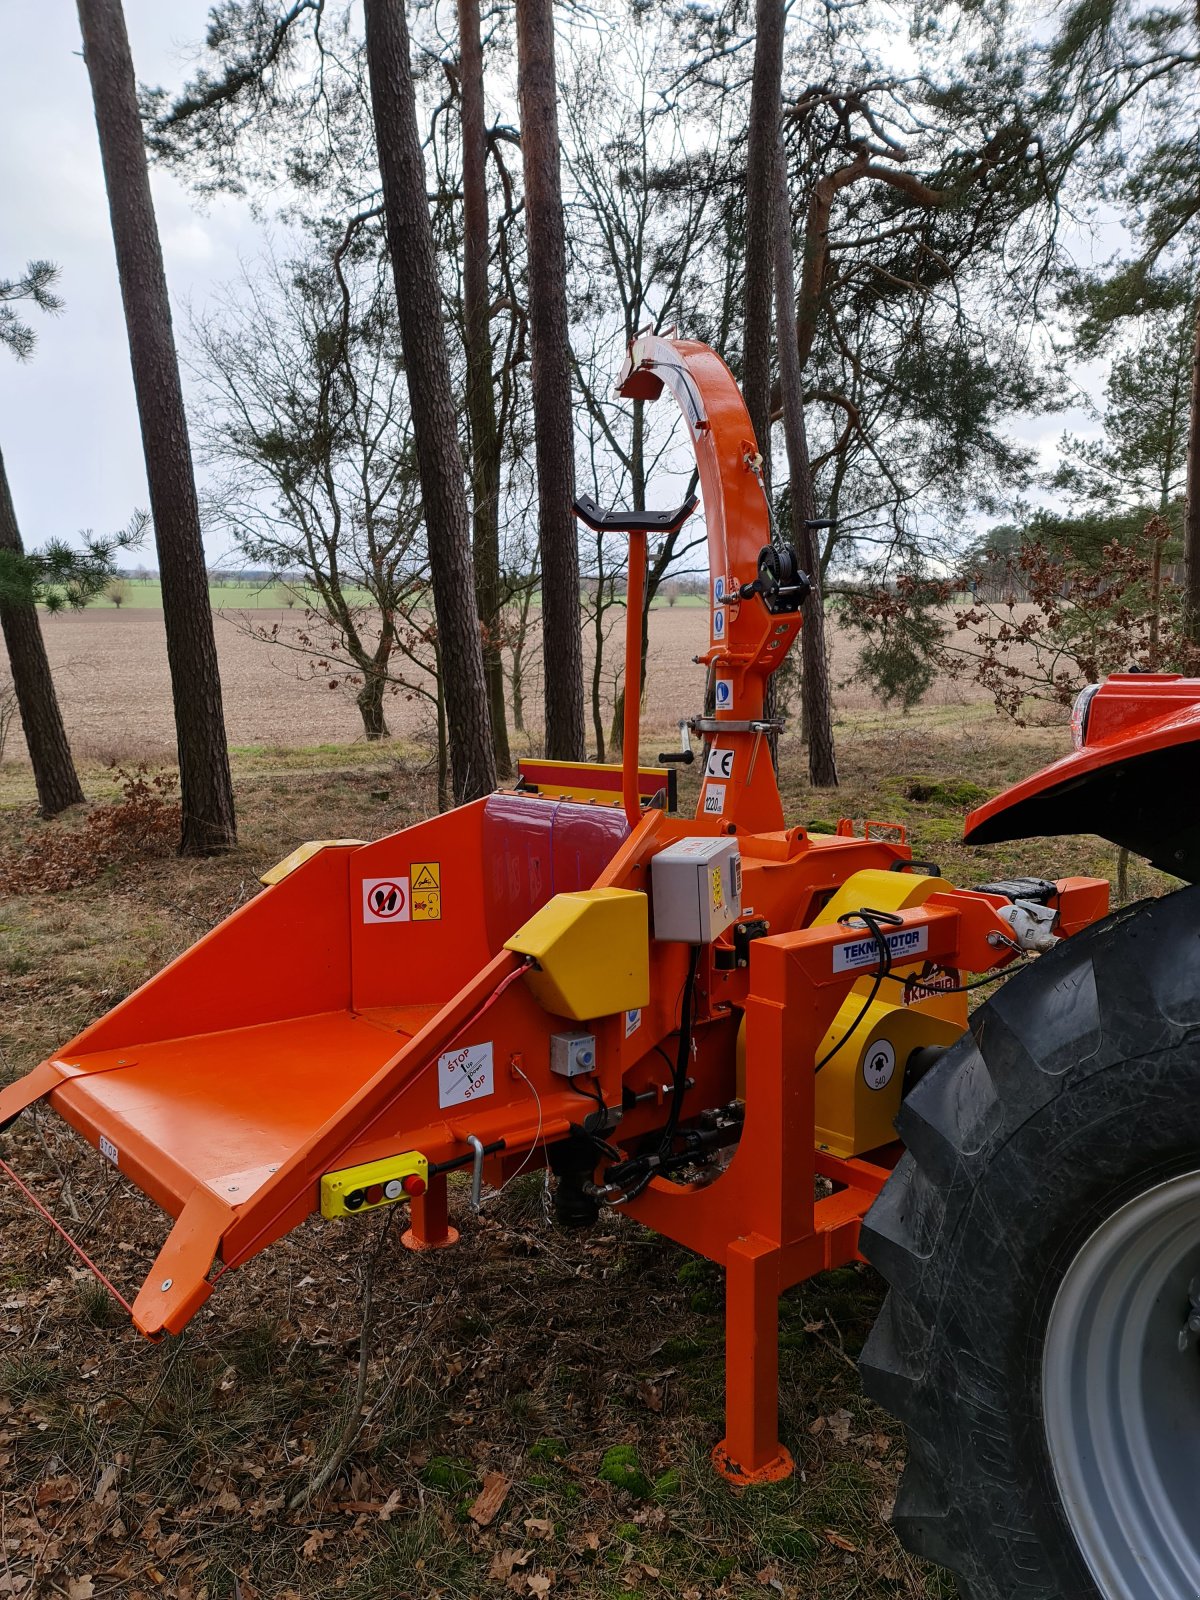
964;673;1200;882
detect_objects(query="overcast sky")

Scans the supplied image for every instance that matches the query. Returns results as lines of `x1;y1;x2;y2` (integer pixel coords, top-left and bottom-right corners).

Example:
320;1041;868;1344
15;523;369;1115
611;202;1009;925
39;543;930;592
2;3;1102;575
0;1;256;562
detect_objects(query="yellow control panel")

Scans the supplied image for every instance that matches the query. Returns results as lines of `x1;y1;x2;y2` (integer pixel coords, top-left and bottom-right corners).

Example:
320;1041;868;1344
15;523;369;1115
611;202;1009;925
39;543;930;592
320;1150;430;1218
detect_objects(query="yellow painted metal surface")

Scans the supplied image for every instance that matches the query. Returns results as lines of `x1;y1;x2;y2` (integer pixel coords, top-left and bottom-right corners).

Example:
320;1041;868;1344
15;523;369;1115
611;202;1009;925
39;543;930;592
259;839;366;886
813;996;963;1158
320;1149;429;1219
505;888;650;1021
811;865;952;928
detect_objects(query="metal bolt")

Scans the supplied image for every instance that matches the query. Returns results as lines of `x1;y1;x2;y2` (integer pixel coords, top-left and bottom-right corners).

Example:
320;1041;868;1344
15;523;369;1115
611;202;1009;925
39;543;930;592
160;1278;173;1292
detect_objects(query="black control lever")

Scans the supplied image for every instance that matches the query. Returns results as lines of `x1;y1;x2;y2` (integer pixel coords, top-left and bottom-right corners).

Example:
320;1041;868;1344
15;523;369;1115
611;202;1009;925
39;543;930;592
657;750;694;765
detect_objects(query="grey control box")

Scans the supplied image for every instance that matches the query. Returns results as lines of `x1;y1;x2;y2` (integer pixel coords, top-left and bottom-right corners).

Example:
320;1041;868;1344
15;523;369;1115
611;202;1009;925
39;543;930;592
650;836;742;944
550;1030;598;1078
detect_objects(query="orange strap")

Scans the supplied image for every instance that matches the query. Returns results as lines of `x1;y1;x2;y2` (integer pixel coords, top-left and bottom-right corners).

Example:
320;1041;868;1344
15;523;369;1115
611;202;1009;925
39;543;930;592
0;1153;138;1322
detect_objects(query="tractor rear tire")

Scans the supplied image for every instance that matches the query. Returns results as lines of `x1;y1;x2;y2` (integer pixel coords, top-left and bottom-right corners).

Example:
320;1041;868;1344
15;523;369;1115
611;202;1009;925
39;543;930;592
860;885;1200;1600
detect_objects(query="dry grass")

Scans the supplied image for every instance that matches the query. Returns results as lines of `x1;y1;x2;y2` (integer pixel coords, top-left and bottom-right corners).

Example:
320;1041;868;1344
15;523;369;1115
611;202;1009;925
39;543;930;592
0;714;1171;1600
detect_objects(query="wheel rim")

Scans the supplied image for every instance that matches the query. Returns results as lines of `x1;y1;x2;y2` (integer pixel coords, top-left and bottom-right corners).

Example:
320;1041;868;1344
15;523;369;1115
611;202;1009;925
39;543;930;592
1042;1168;1200;1600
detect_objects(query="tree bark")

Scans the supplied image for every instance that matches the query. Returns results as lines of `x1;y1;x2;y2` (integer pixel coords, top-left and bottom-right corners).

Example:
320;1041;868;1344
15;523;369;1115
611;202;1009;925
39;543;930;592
772;142;838;787
364;0;496;803
77;0;236;853
744;0;786;765
356;671;390;741
516;0;586;760
458;0;512;778
0;446;85;815
742;0;785;472
1185;296;1200;646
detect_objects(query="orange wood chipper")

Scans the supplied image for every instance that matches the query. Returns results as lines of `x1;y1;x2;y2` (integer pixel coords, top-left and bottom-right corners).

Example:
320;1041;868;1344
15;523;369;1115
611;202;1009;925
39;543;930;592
5;336;1200;1600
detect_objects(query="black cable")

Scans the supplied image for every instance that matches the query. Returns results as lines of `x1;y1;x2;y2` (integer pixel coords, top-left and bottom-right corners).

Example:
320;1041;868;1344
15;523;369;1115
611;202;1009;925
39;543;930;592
881;962;1030;996
813;909;902;1076
659;942;703;1154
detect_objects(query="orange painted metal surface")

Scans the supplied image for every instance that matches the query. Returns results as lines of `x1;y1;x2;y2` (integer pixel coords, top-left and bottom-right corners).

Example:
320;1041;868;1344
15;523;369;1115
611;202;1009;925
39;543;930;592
0;336;1123;1486
966;672;1200;842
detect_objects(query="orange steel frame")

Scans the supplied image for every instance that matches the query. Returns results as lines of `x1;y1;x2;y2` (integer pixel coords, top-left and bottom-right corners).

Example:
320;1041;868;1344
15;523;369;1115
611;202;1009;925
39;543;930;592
0;337;1111;1487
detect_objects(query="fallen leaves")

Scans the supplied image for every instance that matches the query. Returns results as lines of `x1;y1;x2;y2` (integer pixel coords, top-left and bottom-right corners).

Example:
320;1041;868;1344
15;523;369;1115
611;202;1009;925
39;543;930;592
300;1528;334;1561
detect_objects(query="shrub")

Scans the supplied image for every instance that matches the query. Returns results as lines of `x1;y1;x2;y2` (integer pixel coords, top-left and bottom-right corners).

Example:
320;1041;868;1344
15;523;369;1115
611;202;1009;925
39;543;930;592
0;764;180;892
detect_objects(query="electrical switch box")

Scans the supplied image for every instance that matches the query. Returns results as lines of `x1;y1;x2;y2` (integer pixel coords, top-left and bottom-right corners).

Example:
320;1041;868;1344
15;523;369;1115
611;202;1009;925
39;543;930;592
320;1150;429;1218
550;1030;597;1077
651;836;742;944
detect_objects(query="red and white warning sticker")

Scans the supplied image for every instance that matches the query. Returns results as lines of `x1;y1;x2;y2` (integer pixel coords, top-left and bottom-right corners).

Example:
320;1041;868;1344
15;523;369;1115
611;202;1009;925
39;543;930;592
362;876;410;923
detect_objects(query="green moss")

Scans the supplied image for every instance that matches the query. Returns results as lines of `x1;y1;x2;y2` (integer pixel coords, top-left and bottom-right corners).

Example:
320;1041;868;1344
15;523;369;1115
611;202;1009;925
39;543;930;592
612;1521;640;1542
806;818;838;833
653;1467;682;1499
528;1437;566;1462
903;776;991;809
419;1455;473;1493
660;1333;707;1363
598;1445;653;1499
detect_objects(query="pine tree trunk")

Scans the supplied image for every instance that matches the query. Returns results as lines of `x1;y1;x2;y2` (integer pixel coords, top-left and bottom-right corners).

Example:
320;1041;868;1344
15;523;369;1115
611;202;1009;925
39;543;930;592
743;0;786;765
364;0;496;804
741;0;785;464
516;0;586;761
1185;296;1200;647
772;141;838;787
77;0;236;854
0;446;85;816
458;0;512;778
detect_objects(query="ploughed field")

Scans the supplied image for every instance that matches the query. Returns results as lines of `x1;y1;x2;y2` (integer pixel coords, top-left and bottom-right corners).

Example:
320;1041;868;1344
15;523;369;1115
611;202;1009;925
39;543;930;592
0;602;1013;767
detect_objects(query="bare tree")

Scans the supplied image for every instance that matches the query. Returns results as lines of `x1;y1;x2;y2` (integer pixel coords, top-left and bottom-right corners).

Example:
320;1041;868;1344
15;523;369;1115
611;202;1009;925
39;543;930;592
190;251;429;746
363;0;495;803
77;0;236;853
457;0;512;778
516;0;586;760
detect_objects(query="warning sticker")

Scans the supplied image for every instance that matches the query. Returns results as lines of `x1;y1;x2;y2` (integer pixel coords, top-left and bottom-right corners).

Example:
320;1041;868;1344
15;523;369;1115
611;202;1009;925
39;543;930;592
410;861;442;921
438;1040;494;1108
714;677;733;710
99;1135;119;1167
702;785;725;815
363;877;410;923
711;867;725;910
625;1007;642;1037
713;607;726;639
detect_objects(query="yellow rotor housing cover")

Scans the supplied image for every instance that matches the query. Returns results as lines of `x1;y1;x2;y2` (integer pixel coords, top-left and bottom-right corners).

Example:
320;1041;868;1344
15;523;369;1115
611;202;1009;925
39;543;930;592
811;866;968;1156
505;888;650;1021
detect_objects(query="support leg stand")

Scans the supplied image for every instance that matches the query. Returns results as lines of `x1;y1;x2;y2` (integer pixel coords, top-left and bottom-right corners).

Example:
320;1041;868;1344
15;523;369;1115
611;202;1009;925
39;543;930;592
712;1234;794;1485
401;1173;459;1251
